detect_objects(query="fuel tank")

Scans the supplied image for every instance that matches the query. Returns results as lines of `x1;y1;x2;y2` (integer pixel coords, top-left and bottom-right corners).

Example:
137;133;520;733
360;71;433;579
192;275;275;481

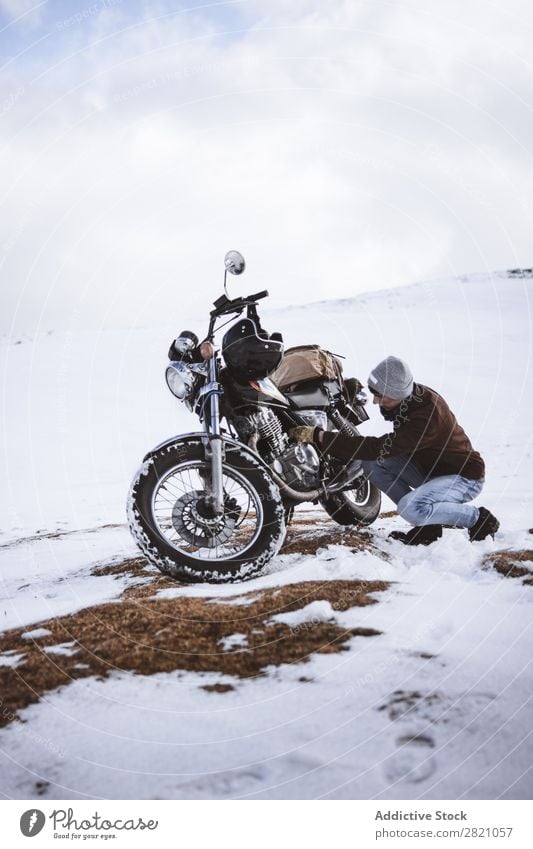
222;370;343;414
221;370;289;413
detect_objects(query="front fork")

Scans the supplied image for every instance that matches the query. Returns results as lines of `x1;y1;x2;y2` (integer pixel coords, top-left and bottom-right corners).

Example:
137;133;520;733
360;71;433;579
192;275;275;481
203;355;225;517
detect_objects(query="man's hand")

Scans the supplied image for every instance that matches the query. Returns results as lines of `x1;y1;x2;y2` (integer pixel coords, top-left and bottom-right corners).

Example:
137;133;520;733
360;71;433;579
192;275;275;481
289;426;316;443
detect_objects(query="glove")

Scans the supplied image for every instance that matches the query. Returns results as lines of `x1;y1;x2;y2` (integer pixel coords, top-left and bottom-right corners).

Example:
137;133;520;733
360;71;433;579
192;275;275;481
289;426;317;443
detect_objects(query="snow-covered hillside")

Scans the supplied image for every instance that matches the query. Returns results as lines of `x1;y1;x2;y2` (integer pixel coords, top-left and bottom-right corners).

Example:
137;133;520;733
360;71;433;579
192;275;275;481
0;270;532;799
2;268;531;539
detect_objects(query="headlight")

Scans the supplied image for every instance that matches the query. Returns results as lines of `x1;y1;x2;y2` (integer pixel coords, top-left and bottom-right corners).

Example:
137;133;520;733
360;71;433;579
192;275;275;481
166;361;195;400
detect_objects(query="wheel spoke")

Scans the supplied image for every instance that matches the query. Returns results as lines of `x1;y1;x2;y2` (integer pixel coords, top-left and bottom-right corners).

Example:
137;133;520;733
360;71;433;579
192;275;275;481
150;460;264;562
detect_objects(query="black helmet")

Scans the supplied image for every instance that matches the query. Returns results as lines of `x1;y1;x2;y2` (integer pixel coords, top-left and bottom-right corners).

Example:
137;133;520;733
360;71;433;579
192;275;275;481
222;317;284;381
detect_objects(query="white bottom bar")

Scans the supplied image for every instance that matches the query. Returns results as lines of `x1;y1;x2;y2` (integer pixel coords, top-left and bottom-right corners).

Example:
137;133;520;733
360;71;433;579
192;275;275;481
2;799;532;847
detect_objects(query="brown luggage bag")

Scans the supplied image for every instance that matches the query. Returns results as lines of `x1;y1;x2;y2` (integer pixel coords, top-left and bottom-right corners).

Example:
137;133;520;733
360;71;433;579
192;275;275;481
270;345;344;392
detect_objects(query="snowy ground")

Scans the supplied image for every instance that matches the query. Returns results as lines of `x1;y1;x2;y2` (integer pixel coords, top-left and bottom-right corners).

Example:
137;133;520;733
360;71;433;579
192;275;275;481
0;270;532;799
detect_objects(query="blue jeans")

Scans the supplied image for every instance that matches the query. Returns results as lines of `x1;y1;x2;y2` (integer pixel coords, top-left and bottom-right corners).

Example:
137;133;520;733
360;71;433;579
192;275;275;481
362;456;484;529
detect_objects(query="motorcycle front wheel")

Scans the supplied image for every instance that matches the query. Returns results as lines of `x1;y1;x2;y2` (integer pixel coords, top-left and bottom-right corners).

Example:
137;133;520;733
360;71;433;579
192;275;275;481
127;439;286;583
320;476;381;526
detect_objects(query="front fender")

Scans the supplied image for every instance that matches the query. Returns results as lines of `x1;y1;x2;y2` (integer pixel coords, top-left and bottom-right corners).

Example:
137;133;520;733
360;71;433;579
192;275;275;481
142;431;275;478
143;431;207;461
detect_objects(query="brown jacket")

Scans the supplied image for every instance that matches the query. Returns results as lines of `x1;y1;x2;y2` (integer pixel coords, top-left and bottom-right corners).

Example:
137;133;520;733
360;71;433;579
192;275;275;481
318;383;485;480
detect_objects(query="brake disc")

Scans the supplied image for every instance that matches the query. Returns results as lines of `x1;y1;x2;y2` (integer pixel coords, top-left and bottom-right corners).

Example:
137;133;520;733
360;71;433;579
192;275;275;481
172;490;241;548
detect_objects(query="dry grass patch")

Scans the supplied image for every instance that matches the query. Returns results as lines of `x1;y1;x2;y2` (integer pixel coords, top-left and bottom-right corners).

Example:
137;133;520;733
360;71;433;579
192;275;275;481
483;549;533;584
90;556;181;601
91;520;384;599
282;522;383;558
0;578;387;726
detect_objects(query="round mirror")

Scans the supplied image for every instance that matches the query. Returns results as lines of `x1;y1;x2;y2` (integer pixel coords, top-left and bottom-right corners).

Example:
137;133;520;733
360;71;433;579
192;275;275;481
224;250;246;275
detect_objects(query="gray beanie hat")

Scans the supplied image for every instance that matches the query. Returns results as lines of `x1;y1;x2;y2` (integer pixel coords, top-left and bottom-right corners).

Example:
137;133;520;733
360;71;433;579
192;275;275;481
368;356;414;400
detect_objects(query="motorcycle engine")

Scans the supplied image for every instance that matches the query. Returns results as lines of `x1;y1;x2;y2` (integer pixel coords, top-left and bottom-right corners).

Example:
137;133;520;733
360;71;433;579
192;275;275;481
251;408;321;491
271;442;321;490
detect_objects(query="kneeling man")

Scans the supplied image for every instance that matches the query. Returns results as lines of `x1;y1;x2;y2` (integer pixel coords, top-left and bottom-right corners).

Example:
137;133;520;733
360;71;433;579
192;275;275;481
290;356;499;545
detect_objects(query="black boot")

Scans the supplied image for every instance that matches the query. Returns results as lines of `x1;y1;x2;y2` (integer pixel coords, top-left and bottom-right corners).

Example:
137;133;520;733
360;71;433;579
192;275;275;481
389;525;443;546
468;507;500;541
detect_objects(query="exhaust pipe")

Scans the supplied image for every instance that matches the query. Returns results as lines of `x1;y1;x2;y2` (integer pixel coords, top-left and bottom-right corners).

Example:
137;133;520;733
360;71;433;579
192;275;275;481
269;468;321;502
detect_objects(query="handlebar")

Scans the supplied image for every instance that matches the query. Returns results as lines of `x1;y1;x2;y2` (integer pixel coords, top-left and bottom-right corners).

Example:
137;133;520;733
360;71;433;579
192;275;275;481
248;289;269;302
211;289;269;317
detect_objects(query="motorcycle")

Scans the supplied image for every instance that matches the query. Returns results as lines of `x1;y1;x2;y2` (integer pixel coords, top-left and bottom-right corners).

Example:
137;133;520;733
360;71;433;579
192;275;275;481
127;251;381;583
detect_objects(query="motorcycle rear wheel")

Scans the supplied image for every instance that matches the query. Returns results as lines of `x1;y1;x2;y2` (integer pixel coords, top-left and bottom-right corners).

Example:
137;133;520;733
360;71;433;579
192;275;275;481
127;439;286;583
320;476;381;526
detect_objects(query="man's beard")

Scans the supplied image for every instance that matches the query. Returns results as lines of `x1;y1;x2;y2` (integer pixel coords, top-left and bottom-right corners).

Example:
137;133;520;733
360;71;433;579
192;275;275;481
380;404;401;421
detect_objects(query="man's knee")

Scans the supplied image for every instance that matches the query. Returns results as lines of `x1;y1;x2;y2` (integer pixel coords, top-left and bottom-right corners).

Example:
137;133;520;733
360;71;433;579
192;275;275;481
397;491;415;522
398;490;433;524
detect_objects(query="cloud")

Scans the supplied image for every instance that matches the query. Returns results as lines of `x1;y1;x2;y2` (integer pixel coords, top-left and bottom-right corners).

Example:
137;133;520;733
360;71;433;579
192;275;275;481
1;0;533;334
0;0;46;28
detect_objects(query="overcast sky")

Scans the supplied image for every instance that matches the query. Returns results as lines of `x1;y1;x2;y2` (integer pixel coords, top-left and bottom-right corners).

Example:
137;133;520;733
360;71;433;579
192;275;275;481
1;0;532;334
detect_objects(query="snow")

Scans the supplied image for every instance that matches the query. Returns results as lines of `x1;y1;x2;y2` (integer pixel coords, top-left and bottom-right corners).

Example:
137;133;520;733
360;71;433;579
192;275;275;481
0;525;150;631
0;270;532;799
0;652;26;668
21;628;52;640
272;600;337;627
0;538;530;801
42;642;77;656
218;634;249;651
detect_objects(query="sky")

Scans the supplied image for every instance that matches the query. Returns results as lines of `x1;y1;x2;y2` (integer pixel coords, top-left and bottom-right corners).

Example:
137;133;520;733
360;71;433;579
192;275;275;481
1;0;533;334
